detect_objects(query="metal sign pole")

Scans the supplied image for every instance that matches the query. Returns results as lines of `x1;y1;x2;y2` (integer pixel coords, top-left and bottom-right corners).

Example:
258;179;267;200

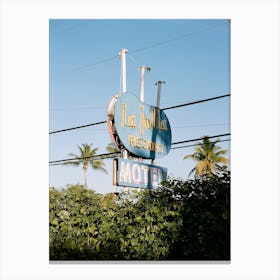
152;81;166;165
155;80;166;107
118;49;129;163
139;65;151;170
118;48;128;94
139;65;151;102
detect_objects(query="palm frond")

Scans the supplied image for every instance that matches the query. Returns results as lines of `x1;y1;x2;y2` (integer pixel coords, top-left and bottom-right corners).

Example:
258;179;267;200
106;142;120;153
63;161;81;166
188;167;196;177
183;136;229;177
90;160;108;174
68;153;80;159
183;154;194;160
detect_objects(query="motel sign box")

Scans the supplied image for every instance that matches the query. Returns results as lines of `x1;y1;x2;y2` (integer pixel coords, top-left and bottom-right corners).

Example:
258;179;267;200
113;158;167;189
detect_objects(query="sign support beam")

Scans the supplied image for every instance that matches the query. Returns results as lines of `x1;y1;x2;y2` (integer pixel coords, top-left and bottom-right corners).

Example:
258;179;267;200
118;48;128;94
139;65;151;102
152;81;166;164
155;80;166;108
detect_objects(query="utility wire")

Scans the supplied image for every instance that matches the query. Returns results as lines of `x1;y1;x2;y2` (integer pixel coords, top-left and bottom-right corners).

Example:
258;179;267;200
57;22;226;74
173;122;229;129
50;105;105;111
172;133;230;146
50;95;230;112
49;93;230;134
50;123;230;133
51;22;86;37
171;138;230;150
162;94;230;111
49;152;121;165
130;22;226;55
49;133;230;165
49;120;107;135
62;56;117;74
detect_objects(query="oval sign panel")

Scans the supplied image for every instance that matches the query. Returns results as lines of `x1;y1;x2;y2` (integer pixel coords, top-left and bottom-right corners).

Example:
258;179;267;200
112;92;172;159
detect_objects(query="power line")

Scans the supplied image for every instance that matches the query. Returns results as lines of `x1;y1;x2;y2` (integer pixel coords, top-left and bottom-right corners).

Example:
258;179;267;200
50;95;230;112
130;22;226;55
49;152;121;165
49;93;230;135
172;133;230;146
171;139;230;150
50;105;104;111
56;22;226;74
51;22;86;37
173;123;229;129
162;94;230;111
49;120;107;135
50;122;230;132
61;56;117;74
49;133;230;165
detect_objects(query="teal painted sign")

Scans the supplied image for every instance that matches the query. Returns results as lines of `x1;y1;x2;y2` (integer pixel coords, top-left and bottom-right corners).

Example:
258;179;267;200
113;158;167;189
113;92;172;159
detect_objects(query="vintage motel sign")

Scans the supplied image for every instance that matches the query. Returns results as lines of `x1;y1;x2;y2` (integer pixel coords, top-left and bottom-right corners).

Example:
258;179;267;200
107;49;171;189
108;92;172;160
113;158;167;189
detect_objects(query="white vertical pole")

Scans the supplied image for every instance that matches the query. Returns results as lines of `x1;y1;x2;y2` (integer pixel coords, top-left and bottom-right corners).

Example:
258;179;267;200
118;48;128;94
118;49;128;160
139;65;151;102
140;65;145;102
152;81;165;165
155;81;166;108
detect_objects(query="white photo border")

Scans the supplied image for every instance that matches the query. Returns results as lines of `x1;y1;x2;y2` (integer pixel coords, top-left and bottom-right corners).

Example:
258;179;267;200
0;0;279;279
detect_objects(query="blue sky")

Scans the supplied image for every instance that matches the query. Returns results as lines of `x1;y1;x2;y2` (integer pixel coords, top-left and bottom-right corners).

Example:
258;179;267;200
49;19;230;193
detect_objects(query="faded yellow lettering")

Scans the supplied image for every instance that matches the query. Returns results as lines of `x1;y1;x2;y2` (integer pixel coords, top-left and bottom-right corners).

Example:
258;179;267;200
152;108;155;128
139;105;144;136
127;115;136;128
160;120;167;131
121;103;126;128
142;139;148;150
127;134;163;154
144;117;152;129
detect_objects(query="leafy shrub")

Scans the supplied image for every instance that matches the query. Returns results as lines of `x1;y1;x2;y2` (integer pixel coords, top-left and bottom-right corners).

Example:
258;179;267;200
49;172;230;260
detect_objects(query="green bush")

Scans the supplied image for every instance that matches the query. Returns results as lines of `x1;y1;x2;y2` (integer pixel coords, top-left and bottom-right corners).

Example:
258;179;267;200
49;172;230;260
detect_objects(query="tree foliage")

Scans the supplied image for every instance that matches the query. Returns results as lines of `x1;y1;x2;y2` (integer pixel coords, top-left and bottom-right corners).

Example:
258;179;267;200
106;142;120;154
184;136;229;178
63;143;107;188
49;172;230;260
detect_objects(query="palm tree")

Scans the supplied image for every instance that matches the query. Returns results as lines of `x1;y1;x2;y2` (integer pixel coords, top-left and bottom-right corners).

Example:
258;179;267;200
106;142;120;154
64;143;107;188
184;136;229;178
